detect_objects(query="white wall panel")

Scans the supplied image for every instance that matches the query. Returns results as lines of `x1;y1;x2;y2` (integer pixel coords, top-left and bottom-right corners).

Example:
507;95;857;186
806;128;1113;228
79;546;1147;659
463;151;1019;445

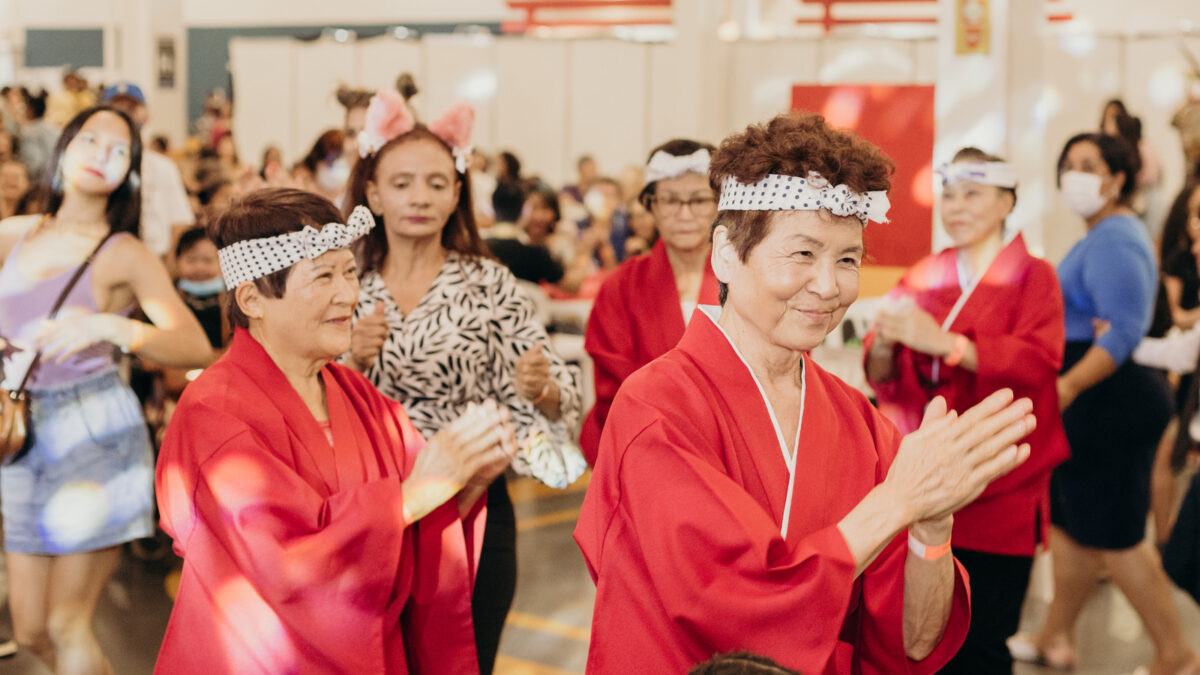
355;37;425;102
494;39;569;184
421;35;497;152
566;40;649;180
727;41;820;138
1122;36;1200;236
229;38;294;167
290;39;357;160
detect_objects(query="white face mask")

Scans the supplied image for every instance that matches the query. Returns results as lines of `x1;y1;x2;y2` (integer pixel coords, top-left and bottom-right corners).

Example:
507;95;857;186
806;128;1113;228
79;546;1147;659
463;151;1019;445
316;157;351;194
1060;171;1110;218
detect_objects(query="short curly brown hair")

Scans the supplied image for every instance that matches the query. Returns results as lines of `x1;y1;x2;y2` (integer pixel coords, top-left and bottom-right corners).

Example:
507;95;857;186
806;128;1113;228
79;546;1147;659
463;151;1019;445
708;112;894;303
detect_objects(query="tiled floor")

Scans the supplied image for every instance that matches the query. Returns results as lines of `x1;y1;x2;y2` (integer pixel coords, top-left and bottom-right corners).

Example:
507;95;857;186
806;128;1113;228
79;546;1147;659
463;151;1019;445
0;472;1197;674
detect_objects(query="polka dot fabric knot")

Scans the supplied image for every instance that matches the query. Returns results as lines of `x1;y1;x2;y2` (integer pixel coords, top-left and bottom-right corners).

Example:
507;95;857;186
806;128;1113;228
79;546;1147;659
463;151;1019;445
716;171;891;225
217;205;377;289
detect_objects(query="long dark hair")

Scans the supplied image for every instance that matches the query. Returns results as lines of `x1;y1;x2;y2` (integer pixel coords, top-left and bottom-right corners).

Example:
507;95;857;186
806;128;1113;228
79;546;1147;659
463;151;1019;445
344;126;488;275
1056;132;1140;206
44;105;143;235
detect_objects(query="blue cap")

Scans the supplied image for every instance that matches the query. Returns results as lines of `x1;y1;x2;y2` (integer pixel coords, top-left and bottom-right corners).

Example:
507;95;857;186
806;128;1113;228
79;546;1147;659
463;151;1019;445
101;82;145;104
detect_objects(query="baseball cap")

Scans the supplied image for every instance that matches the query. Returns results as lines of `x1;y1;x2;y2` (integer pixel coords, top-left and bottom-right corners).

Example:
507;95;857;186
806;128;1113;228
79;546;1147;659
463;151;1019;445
101;82;146;105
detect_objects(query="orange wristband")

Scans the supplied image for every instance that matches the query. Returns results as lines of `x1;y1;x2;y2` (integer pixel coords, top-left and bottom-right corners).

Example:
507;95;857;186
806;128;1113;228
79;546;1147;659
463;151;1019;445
908;532;952;561
943;333;969;367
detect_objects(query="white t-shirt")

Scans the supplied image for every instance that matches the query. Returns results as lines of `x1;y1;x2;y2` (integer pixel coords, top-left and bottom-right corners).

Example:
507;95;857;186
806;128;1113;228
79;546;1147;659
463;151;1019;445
140;151;195;256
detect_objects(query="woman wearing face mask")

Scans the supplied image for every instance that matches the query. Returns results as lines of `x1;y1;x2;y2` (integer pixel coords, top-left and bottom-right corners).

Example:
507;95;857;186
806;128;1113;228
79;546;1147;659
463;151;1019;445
295;129;351;208
865;148;1069;674
344;90;585;675
579;139;721;465
0;106;213;673
1009;133;1200;675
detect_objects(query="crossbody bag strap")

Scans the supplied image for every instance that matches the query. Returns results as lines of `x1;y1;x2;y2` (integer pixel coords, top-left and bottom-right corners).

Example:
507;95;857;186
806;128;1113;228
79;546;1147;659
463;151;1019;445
11;231;117;396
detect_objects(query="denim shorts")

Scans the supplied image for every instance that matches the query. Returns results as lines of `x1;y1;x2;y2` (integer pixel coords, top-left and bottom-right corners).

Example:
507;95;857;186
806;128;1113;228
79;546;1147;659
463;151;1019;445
1;368;155;555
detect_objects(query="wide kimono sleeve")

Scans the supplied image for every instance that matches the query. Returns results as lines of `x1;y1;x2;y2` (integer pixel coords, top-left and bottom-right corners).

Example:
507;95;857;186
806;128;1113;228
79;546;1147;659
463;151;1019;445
973;261;1064;389
578;391;969;674
854;406;972;675
580;275;640;463
484;264;586;488
156;402;468;673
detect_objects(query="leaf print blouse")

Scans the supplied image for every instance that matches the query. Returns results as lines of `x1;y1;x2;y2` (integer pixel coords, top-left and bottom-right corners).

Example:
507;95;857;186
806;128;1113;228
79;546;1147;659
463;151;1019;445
353;251;586;488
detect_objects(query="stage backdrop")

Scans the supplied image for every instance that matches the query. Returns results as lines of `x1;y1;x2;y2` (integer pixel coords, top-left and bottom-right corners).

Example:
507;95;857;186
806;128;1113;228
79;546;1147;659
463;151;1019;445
791;85;935;273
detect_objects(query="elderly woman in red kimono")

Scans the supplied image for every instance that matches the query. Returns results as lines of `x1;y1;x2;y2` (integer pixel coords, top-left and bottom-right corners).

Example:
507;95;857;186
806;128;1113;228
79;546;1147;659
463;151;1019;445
155;187;516;674
580;138;722;463
576;113;1039;674
865;148;1069;674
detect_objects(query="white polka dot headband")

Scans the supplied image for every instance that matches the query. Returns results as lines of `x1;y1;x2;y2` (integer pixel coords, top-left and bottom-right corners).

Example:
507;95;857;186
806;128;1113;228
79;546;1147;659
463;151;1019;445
217;205;376;289
717;171;890;225
937;161;1018;189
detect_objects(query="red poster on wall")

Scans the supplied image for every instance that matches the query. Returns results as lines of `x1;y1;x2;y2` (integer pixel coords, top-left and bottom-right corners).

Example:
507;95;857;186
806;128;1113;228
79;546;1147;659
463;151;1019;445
791;85;935;268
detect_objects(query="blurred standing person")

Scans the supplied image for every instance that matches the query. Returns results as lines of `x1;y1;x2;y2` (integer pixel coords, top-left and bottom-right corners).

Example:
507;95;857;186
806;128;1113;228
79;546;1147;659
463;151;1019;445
13;88;56;183
866;149;1069;674
344;90;585;674
1010;133;1200;675
293;129;350;208
469;150;496;229
45;70;96;129
577;177;627;269
336;84;372;161
0;159;31;220
102;83;195;262
0;129;14;164
562;154;597;205
0;105;212;674
580;140;720;464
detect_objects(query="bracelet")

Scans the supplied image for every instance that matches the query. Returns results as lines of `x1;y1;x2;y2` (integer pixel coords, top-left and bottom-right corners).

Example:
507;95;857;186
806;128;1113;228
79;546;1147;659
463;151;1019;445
943;333;969;367
531;382;552;405
908;532;953;561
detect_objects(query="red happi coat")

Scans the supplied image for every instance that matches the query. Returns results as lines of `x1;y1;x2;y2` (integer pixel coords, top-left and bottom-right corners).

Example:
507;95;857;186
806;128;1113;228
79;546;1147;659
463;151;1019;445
155;329;483;674
576;309;970;674
865;233;1069;556
581;240;720;464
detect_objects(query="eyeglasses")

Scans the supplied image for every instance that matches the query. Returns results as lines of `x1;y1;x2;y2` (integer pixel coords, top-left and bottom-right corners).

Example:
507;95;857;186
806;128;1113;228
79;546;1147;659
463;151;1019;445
650;194;717;216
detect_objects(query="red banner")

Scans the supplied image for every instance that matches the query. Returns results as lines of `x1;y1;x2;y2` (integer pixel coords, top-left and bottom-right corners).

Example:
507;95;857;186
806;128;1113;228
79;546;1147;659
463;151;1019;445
791;84;935;268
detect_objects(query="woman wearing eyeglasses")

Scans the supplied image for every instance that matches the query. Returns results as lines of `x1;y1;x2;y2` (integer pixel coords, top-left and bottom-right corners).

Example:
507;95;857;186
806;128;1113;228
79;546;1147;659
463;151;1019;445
580;139;721;465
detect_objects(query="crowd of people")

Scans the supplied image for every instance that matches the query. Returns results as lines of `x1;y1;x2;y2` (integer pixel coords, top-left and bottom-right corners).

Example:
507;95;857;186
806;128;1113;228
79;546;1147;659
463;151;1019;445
0;63;1199;675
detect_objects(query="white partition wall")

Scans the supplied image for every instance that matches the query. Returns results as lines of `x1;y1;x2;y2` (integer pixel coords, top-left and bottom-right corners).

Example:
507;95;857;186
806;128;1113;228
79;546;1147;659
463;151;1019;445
727;41;821;136
225;28;1200;260
229;37;295;167
566;40;650;179
354;39;424;111
495;40;571;183
291;40;358;160
421;35;498;150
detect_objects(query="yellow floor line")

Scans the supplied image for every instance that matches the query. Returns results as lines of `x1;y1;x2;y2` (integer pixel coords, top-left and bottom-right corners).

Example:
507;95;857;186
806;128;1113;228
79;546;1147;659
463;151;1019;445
165;569;181;600
494;654;582;675
516;508;581;532
509;470;591;505
505;611;591;643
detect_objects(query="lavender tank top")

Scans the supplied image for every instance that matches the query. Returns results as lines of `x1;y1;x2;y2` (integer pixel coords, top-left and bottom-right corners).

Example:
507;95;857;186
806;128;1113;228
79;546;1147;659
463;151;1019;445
0;230;132;390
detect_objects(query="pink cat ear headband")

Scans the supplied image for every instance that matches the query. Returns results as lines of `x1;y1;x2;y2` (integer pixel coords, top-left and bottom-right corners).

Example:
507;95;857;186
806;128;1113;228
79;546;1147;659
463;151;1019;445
357;89;475;173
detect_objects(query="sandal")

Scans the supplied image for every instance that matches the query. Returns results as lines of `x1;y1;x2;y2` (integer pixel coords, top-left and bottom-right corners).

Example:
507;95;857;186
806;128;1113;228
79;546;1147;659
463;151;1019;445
1007;633;1076;670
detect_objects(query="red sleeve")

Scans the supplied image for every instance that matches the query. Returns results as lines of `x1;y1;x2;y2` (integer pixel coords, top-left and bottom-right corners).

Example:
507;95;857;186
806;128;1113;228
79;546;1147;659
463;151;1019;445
973;262;1065;390
854;405;972;674
581;276;640;463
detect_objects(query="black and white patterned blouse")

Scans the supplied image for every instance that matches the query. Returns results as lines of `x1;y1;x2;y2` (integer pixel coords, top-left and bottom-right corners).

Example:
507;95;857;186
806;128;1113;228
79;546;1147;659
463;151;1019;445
353;251;586;488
